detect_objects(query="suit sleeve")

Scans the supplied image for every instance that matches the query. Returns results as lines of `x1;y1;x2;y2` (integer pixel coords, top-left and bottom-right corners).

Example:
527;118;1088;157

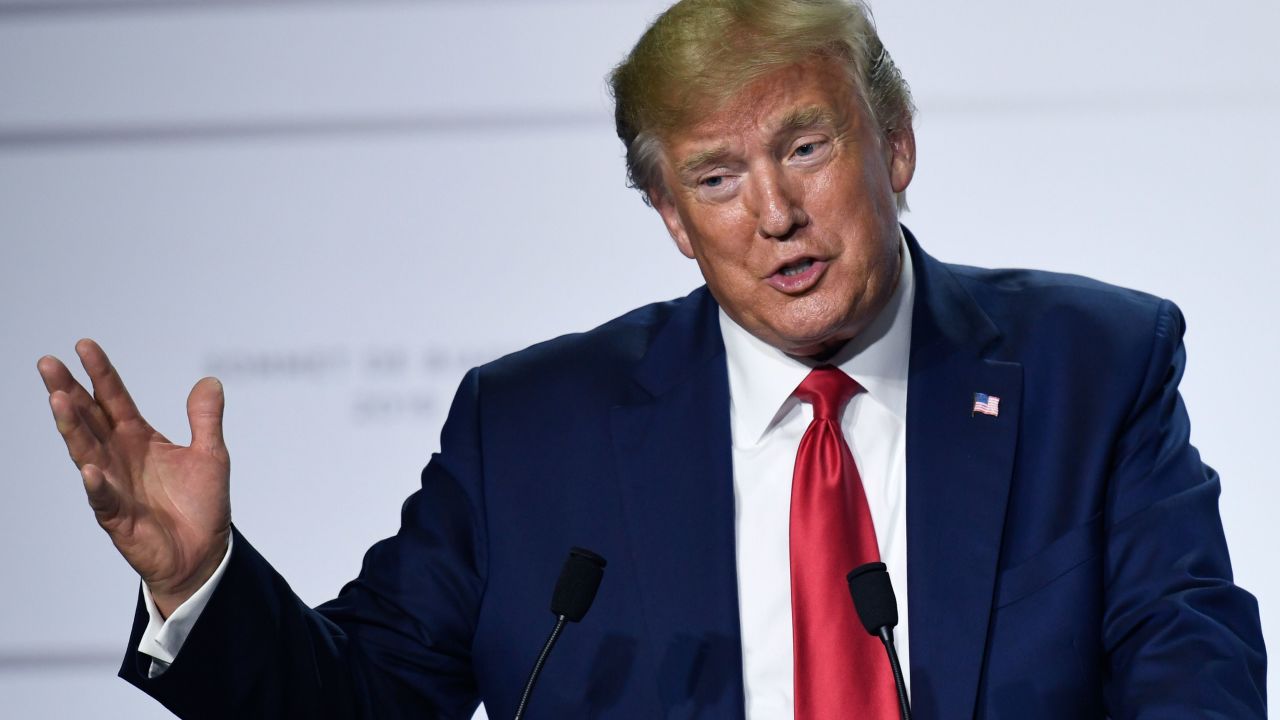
1101;300;1267;717
118;368;489;720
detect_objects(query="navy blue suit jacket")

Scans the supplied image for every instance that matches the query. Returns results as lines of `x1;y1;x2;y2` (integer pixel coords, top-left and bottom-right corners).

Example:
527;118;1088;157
121;232;1266;718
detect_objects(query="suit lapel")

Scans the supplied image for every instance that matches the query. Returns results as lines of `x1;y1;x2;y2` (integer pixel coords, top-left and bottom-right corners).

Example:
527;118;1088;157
611;288;747;720
904;232;1022;719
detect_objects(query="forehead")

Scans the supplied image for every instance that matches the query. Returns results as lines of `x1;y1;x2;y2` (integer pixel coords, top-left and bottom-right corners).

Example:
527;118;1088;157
665;56;861;153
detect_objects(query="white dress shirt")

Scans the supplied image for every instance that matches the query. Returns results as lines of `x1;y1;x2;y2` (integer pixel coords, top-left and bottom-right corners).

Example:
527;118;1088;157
139;238;917;711
724;235;914;719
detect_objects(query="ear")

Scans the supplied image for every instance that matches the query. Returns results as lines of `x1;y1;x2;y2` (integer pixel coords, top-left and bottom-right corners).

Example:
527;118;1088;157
649;187;697;260
886;125;916;194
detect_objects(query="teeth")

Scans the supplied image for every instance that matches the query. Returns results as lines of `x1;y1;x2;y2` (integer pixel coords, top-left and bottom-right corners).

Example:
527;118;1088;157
780;259;814;277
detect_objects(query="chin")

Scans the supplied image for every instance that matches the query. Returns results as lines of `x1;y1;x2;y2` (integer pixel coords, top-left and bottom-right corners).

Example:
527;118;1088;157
768;320;852;357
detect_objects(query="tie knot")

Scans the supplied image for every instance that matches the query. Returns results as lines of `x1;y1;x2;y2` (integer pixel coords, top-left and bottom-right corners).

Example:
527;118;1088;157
793;365;861;421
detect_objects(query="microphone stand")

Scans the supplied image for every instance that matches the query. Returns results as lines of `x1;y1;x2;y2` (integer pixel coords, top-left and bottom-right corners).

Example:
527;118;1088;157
877;626;911;720
512;615;567;720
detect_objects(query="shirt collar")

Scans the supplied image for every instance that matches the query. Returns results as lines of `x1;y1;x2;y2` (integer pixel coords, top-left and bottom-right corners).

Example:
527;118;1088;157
720;229;916;445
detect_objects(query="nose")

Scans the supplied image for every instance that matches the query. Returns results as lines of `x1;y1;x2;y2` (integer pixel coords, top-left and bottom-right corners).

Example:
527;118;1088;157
750;164;808;240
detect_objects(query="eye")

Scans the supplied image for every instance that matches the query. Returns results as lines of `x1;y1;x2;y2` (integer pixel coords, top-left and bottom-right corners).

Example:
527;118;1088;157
694;170;739;200
789;139;829;163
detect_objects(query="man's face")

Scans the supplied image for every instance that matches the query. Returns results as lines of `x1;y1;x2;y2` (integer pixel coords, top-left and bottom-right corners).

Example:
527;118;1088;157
652;55;915;358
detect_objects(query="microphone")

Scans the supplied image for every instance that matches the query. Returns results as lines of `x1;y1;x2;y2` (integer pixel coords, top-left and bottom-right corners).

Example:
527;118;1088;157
512;547;607;720
847;562;911;720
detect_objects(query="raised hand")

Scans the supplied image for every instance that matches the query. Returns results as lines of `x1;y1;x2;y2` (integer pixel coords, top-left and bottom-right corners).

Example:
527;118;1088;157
38;339;231;617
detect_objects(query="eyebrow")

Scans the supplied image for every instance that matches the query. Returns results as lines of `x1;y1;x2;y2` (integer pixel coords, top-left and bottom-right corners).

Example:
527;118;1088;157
677;146;733;179
778;106;837;134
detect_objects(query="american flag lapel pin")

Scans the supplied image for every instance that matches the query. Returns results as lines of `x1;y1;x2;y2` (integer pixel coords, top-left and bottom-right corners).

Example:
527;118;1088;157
972;392;1000;417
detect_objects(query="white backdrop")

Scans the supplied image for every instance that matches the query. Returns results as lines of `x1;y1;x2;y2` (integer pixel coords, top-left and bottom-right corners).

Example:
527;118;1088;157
1;1;1275;717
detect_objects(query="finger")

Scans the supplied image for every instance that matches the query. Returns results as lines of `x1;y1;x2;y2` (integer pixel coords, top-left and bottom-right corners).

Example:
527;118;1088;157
81;464;124;524
75;339;144;426
37;355;112;440
187;377;226;455
49;391;105;468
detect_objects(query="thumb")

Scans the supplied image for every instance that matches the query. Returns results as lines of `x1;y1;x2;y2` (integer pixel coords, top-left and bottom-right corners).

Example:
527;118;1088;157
187;377;226;454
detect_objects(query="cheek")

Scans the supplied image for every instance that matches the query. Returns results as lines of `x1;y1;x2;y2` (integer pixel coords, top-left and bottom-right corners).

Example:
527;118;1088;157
859;153;900;215
686;214;756;269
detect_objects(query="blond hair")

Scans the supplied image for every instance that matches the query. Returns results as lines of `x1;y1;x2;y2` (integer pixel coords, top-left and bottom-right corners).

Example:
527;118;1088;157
609;0;915;210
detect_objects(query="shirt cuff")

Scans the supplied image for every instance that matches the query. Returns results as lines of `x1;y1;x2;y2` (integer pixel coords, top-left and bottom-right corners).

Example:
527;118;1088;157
136;534;234;678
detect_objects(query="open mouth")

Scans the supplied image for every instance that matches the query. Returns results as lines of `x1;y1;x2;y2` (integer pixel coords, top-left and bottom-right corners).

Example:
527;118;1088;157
767;257;828;293
779;258;816;277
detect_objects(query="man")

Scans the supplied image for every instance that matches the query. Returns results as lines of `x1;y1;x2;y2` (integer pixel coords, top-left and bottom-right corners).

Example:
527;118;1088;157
38;0;1265;717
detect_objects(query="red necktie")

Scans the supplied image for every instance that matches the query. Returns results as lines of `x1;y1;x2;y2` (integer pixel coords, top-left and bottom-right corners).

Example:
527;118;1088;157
790;365;897;719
